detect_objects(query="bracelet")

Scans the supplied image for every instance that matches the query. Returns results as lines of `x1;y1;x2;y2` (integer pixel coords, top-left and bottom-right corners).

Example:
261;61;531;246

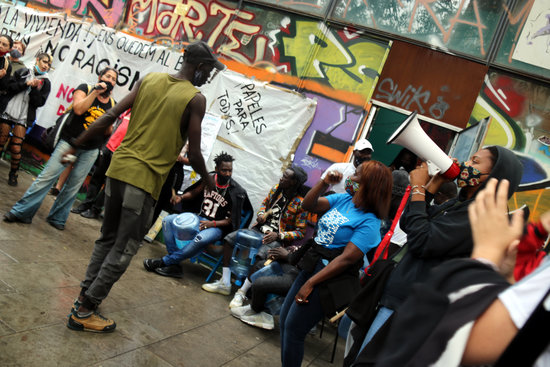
213;221;216;227
411;185;428;190
411;190;425;196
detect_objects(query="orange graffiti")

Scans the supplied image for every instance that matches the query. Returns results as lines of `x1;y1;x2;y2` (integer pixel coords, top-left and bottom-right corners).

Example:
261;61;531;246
503;0;535;63
408;0;487;55
127;0;267;64
224;59;369;108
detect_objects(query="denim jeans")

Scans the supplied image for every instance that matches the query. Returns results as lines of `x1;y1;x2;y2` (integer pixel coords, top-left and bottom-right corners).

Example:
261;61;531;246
10;139;99;226
162;214;223;266
279;262;325;367
344;305;394;361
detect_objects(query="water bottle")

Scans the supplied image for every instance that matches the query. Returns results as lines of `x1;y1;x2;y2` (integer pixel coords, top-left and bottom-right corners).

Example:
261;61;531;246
230;229;263;279
173;213;200;249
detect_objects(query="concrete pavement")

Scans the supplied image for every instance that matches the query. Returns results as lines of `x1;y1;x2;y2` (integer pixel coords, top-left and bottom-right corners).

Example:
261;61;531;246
0;159;345;367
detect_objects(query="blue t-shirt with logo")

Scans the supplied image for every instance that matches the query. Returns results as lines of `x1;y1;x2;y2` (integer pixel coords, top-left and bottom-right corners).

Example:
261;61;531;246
314;193;381;254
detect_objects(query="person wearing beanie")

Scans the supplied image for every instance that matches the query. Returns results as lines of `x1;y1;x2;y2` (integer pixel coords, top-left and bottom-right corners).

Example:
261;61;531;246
344;146;524;366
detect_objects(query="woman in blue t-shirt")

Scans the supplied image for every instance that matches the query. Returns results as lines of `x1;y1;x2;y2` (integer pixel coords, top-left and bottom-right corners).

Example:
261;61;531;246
279;160;392;367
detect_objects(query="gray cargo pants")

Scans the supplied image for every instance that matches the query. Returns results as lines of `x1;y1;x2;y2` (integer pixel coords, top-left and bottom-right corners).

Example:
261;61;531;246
80;177;155;307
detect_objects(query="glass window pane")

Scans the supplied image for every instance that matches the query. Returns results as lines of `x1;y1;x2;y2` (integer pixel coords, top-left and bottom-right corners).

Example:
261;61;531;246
251;0;332;17
330;0;508;59
493;0;550;80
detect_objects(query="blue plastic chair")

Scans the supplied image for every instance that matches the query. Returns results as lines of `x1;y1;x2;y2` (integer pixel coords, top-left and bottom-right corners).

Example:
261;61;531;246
190;208;252;282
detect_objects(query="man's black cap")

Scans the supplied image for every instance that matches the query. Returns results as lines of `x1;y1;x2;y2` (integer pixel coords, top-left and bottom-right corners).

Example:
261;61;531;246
184;41;225;70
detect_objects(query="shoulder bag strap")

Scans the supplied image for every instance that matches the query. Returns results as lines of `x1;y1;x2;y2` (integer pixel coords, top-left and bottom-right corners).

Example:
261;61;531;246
366;185;411;271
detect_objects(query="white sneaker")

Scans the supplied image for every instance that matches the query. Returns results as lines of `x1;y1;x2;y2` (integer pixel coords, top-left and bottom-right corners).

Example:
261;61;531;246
229;289;247;308
201;279;231;296
240;311;275;330
231;304;254;318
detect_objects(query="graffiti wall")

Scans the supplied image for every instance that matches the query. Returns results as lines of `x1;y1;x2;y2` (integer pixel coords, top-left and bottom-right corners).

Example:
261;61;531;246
8;0;550;213
124;0;391;184
472;71;550;219
23;0;128;27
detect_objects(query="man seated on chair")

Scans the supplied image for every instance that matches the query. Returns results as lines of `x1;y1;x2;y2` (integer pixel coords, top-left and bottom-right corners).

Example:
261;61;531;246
143;151;252;278
201;164;308;297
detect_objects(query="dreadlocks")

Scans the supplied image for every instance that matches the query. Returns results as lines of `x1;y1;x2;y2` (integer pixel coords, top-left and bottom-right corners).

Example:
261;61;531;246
213;151;235;168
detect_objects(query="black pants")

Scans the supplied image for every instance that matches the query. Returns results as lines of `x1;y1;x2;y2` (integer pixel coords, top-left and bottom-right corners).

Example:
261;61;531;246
251;263;299;312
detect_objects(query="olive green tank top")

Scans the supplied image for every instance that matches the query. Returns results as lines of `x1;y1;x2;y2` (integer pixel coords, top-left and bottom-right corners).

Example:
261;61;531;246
107;73;199;200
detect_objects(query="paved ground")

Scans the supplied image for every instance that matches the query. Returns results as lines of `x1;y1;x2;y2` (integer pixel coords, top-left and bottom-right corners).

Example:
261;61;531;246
0;160;345;367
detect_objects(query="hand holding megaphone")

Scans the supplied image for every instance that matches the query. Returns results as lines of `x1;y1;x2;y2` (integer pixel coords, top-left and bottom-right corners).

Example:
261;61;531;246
387;111;460;180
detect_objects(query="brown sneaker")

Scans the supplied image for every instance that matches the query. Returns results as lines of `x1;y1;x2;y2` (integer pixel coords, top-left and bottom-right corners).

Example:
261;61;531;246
67;311;116;333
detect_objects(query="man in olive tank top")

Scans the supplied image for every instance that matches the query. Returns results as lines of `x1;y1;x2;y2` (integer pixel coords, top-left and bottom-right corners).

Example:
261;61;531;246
62;41;224;333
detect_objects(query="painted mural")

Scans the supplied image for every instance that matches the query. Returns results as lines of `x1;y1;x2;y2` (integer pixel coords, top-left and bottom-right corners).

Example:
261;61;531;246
23;0;128;27
6;0;550;219
472;71;550;219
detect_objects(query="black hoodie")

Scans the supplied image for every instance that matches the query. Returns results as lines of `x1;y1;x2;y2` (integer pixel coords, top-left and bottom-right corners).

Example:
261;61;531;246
380;146;523;310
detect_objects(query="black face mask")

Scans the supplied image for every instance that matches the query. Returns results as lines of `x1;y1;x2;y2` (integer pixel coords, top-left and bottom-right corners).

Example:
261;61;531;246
192;70;204;86
100;81;114;97
217;174;230;185
354;156;369;167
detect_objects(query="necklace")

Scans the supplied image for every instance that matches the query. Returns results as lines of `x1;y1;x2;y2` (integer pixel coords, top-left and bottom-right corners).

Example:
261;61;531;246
214;174;229;197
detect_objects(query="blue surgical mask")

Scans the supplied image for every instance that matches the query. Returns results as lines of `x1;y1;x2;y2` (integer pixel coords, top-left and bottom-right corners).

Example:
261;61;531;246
34;65;46;75
345;177;360;196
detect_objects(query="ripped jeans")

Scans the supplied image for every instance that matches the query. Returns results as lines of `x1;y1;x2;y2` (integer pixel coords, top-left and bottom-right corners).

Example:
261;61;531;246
162;214;223;266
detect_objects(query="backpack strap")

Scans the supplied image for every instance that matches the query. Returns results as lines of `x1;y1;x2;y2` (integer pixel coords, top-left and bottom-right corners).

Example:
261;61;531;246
62;84;94;115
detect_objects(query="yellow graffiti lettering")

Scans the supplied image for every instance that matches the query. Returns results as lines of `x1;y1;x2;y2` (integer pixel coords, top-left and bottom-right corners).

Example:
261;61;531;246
282;21;387;96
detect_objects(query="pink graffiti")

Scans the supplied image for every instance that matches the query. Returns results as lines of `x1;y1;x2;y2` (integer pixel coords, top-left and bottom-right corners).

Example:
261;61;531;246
29;0;125;27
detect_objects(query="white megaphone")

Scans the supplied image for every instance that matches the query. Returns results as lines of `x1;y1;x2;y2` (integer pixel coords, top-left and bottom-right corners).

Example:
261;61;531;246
387;111;460;180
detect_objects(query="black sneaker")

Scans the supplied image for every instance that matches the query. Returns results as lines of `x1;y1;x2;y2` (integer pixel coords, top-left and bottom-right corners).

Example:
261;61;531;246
81;208;100;219
7;171;17;186
47;220;65;230
3;212;31;224
143;258;164;272
71;205;88;214
155;264;184;278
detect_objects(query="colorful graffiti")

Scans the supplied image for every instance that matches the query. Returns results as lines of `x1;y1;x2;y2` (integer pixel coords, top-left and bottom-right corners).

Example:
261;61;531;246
294;92;365;188
126;0;390;97
471;70;550;218
331;0;504;57
128;0;271;64
26;0;127;27
277;21;389;96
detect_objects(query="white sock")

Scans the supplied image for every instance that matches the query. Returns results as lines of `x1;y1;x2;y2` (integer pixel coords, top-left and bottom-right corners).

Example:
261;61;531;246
240;278;252;293
222;267;231;286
